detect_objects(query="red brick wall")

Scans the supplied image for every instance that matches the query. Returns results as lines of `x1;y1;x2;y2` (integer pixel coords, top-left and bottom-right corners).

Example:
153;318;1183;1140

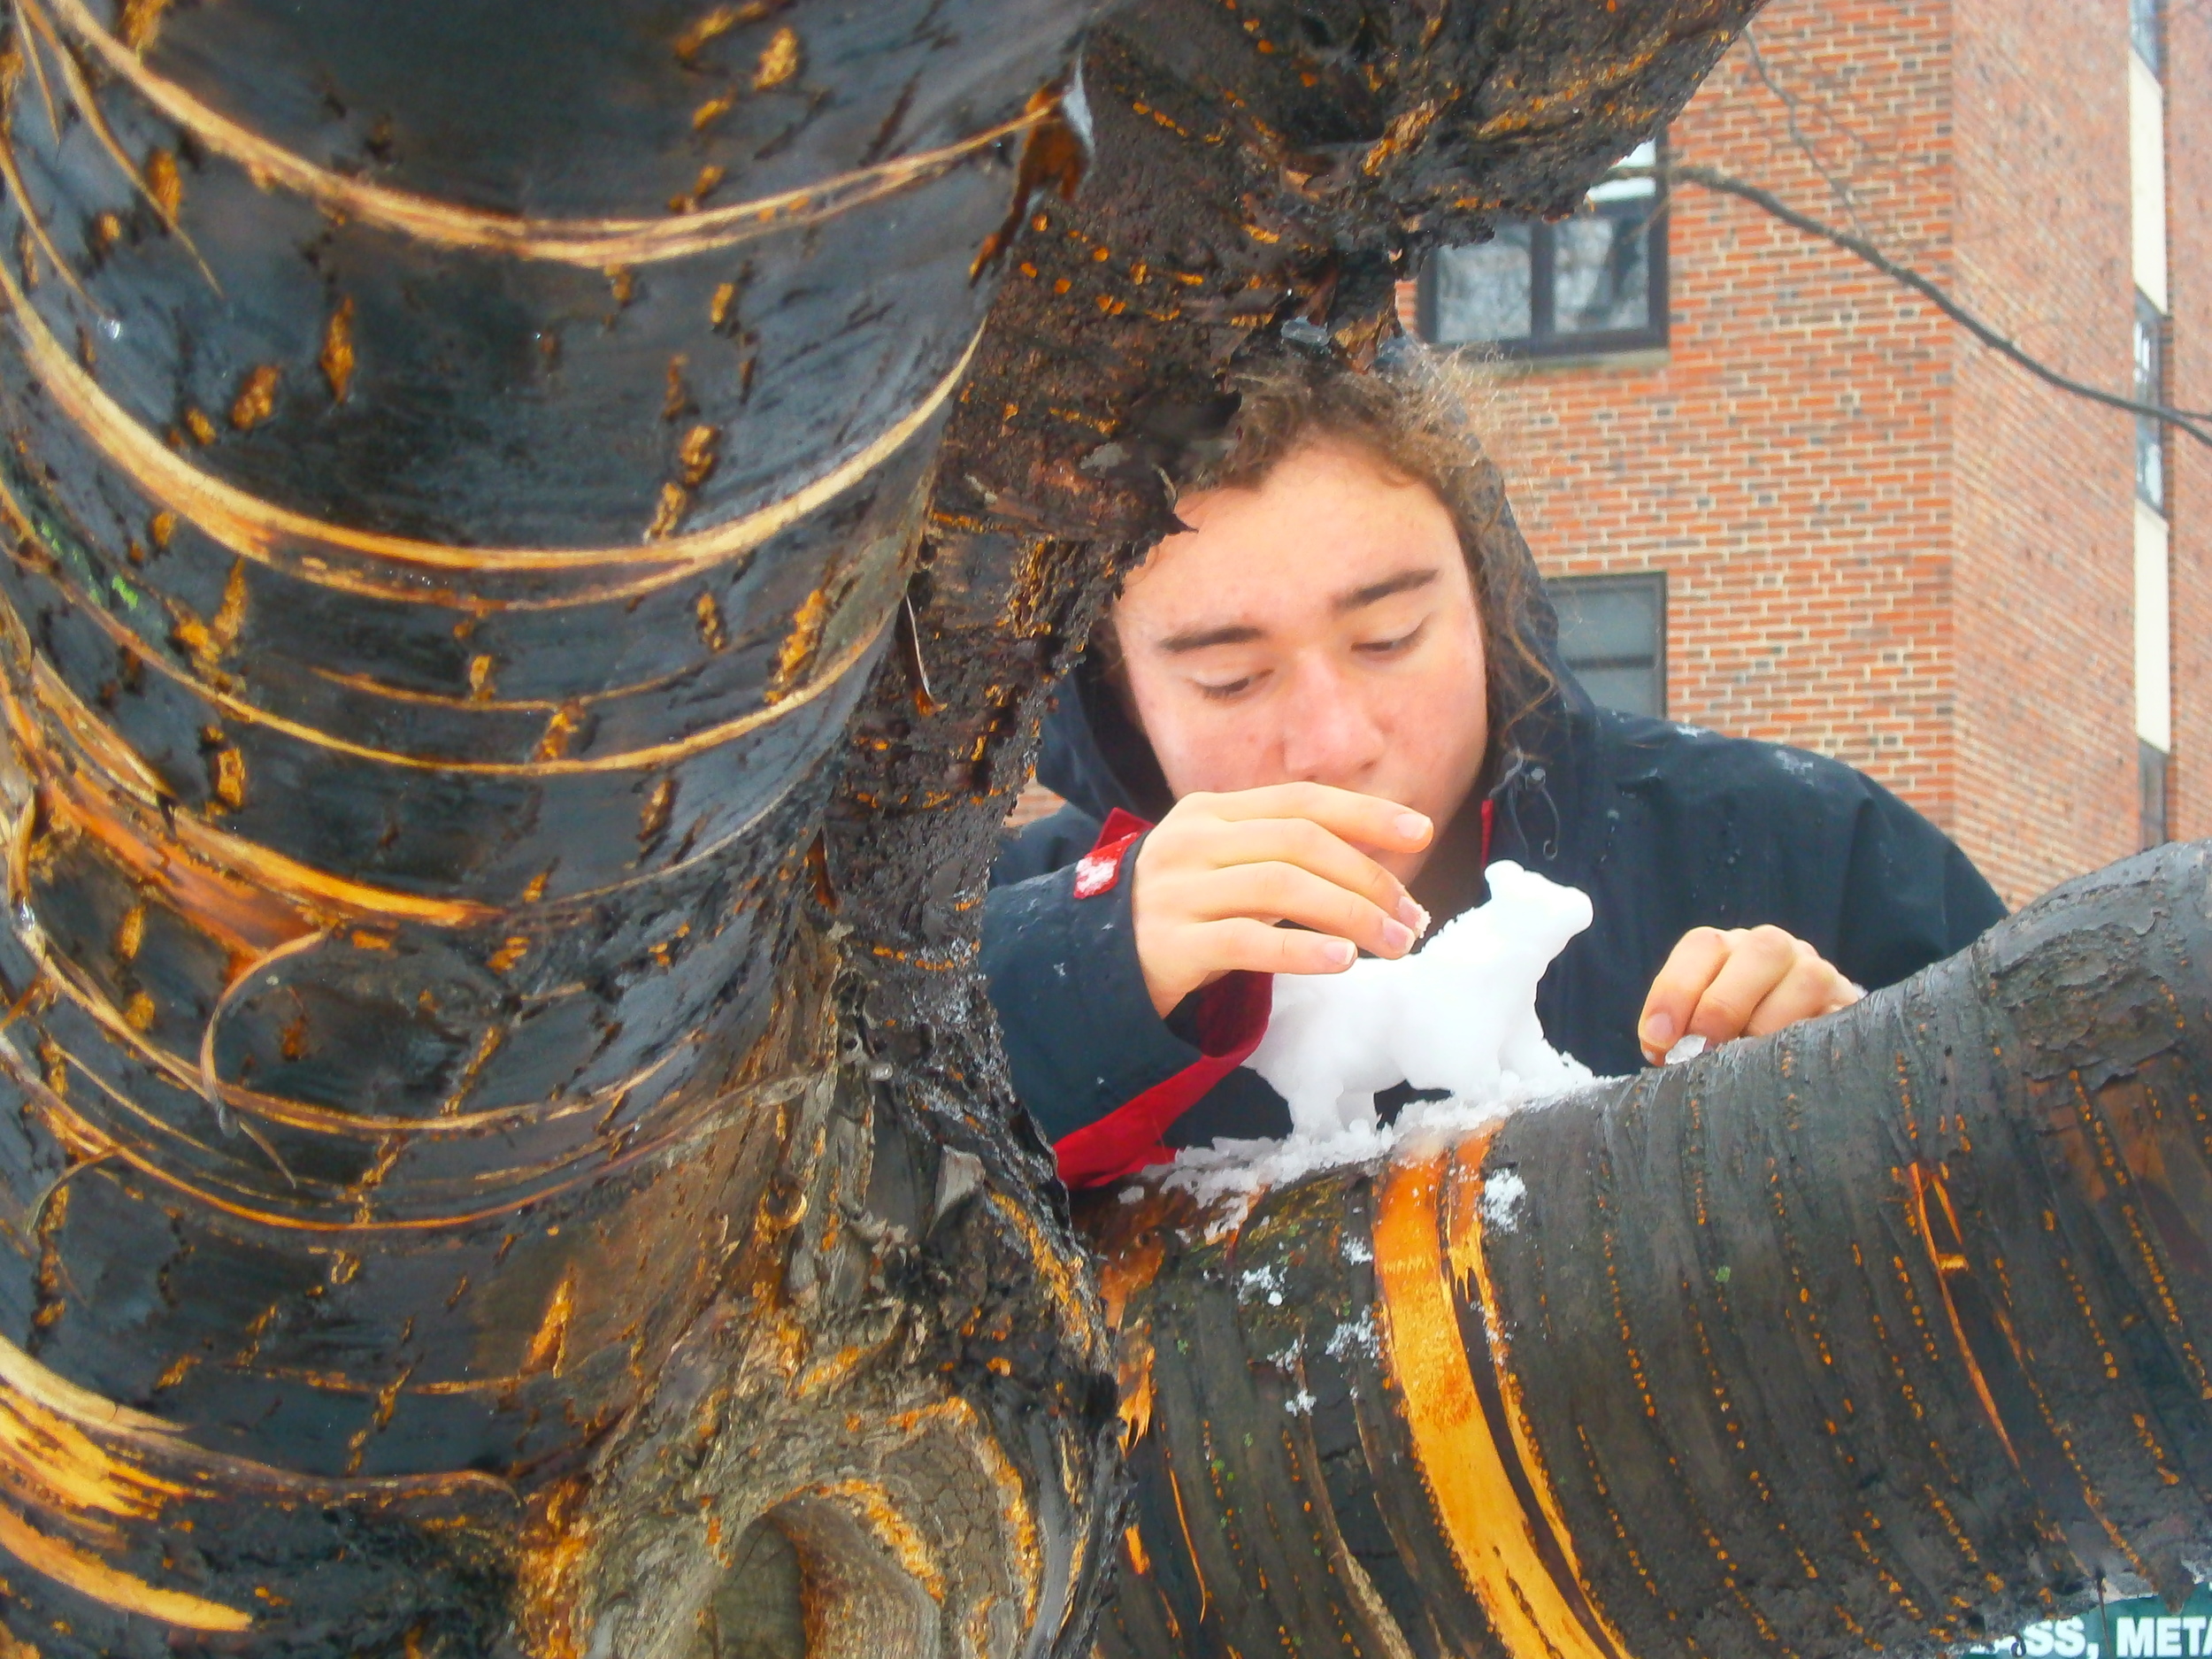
1455;0;2182;907
2170;2;2211;845
1950;0;2139;902
1473;0;1964;835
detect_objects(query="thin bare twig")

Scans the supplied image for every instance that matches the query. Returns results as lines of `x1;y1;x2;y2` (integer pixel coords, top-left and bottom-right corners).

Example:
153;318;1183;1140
28;1148;115;1237
1622;159;2212;451
1740;27;1873;242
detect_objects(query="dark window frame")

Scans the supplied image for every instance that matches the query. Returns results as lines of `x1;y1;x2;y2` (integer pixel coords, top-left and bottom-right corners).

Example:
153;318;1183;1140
2140;740;2170;851
2132;0;2162;78
2135;290;2167;514
1417;136;1671;361
1548;571;1668;718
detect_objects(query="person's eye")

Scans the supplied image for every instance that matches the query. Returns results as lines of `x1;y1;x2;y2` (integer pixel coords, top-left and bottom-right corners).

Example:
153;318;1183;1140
1356;619;1429;658
1194;674;1259;702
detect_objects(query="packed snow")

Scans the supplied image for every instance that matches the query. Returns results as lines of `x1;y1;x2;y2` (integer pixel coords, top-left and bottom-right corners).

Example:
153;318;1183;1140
1156;862;1605;1218
1480;1168;1529;1231
1246;860;1598;1136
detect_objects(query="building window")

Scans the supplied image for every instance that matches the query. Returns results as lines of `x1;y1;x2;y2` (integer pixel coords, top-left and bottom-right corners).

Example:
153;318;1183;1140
1551;572;1666;717
2136;291;2166;513
2140;741;2170;850
2132;0;2162;76
1417;140;1668;359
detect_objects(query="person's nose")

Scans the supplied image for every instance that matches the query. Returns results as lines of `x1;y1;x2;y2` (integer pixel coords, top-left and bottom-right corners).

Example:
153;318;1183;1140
1278;653;1387;787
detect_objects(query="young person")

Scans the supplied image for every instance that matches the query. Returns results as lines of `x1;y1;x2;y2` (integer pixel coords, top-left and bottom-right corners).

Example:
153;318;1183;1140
984;341;2005;1187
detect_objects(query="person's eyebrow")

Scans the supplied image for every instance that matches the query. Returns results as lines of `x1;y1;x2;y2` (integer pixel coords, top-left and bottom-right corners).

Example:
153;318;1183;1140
1156;623;1266;654
1332;568;1440;614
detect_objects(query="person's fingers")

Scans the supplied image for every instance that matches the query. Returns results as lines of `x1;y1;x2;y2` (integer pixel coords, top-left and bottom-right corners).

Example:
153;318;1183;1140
1638;926;1731;1061
1198;917;1362;979
1641;926;1870;1064
1741;942;1850;1037
1196;862;1417;958
1733;940;1864;1041
1202;817;1426;933
1191;783;1433;856
1684;926;1803;1044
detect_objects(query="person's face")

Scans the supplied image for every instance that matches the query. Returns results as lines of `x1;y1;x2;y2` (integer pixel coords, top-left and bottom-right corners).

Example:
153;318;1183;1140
1112;437;1490;879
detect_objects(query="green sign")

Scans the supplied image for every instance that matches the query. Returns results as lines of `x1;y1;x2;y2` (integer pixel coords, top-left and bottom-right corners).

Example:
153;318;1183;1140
1969;1589;2212;1659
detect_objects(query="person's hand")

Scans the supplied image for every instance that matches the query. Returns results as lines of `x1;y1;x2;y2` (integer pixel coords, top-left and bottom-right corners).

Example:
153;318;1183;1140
1638;925;1863;1064
1129;784;1434;1018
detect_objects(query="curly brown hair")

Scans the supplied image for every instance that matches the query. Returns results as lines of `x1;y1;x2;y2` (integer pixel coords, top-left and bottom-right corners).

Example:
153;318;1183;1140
1123;339;1561;764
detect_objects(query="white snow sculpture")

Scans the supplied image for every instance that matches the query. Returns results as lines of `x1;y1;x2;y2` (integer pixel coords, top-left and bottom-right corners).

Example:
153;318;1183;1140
1243;860;1596;1139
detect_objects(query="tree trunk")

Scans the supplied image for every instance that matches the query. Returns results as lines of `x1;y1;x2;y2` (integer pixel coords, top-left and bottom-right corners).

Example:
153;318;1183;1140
1087;842;2212;1659
0;4;1108;1651
0;0;1761;1652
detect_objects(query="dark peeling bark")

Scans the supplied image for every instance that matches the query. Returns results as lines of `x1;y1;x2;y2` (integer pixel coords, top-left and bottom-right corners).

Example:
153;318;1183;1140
1089;842;2212;1659
0;0;1765;1652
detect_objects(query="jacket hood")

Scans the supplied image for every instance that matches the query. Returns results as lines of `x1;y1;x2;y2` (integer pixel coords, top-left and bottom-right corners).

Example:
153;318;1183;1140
1036;651;1178;824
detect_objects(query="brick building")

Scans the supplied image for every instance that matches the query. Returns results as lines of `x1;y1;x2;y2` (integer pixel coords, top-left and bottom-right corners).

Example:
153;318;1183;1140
1405;0;2207;909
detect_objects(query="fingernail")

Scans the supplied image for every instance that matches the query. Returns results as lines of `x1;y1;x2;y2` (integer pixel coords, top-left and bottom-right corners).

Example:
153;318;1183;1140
1381;919;1415;954
1396;894;1429;934
1394;811;1431;842
1640;1010;1677;1048
1323;939;1356;968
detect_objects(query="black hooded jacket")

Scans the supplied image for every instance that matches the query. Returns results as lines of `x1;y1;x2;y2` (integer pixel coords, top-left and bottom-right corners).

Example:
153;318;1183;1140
983;636;2007;1172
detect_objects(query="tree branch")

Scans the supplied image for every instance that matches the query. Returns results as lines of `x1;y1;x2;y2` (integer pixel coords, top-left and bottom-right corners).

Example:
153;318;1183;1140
1739;27;1876;244
1617;159;2212;452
